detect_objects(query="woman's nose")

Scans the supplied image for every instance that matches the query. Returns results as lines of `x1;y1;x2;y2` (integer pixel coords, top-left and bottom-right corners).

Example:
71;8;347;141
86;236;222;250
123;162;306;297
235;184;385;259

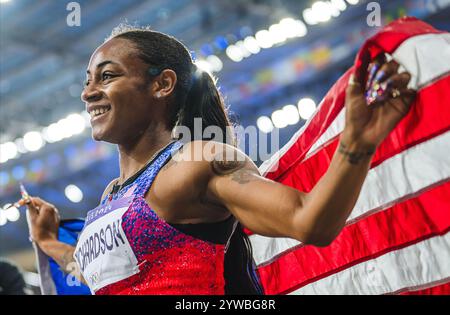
81;84;102;102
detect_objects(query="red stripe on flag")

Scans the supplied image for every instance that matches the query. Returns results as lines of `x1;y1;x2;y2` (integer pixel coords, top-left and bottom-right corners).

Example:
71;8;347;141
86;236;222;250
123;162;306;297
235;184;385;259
256;181;450;295
398;281;450;295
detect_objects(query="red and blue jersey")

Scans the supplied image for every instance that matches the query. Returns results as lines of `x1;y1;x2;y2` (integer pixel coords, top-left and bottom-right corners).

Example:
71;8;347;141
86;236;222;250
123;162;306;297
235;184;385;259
74;141;229;294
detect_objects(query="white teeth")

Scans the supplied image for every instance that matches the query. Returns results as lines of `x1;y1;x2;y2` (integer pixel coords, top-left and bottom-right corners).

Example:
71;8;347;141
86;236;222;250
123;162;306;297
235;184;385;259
90;107;110;118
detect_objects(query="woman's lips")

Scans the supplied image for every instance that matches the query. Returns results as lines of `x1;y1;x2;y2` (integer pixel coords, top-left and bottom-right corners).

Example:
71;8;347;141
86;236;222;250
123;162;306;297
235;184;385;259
90;108;111;123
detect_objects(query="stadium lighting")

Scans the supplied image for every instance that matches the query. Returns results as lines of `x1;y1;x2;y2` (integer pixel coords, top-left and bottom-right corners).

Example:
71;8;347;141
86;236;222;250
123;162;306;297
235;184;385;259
303;8;318;25
271;109;289;129
0;210;7;226
195;59;213;74
235;40;252;58
329;4;341;17
42;123;63;143
5;206;20;222
243;36;261;54
298;98;317;120
283;105;301;125
23;131;44;152
225;45;244;62
57;118;74;139
279;18;308;38
255;30;275;49
0;109;92;164
14;138;27;154
65;184;83;203
257;116;274;133
295;20;308;37
0;0;11;4
66;113;86;135
206;55;223;72
331;0;347;11
81;111;91;126
311;1;333;23
346;0;359;5
0;142;18;163
268;24;288;44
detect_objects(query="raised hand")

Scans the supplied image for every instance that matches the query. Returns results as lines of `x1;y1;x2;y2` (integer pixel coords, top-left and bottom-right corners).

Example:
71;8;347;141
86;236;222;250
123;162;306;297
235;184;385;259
27;196;60;244
342;54;416;150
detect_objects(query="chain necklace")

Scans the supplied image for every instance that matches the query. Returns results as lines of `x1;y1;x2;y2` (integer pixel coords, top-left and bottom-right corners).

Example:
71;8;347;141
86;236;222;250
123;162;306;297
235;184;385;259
109;140;177;200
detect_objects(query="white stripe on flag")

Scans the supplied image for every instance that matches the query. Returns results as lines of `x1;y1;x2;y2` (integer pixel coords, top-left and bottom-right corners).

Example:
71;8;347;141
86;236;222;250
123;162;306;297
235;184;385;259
288;232;450;295
305;33;450;159
251;131;450;266
304;108;345;160
393;33;450;90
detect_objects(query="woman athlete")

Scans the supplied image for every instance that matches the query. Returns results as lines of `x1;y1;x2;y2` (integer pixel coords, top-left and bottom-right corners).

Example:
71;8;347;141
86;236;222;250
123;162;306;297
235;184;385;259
26;24;415;295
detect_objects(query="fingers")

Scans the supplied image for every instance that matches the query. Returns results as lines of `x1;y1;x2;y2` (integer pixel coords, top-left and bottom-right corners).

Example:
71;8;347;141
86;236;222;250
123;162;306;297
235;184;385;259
27;196;59;218
366;54;387;91
26;197;40;218
384;72;411;92
366;57;413;105
393;88;417;114
346;73;362;97
370;60;400;88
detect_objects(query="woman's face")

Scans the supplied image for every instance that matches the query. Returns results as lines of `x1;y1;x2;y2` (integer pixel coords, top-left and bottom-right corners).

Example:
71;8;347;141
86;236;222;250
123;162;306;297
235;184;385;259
81;38;159;144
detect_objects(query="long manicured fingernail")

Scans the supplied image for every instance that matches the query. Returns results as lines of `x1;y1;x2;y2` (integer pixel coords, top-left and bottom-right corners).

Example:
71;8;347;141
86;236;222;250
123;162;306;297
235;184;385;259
366;64;379;90
372;70;386;86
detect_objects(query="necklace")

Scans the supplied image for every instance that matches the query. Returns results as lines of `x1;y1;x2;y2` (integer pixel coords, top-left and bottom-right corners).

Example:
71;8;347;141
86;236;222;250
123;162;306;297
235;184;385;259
109;140;177;199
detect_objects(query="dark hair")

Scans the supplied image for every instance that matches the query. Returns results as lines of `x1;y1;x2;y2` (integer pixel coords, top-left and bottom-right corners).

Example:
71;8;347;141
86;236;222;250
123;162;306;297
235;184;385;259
107;25;262;294
0;259;27;295
108;24;235;145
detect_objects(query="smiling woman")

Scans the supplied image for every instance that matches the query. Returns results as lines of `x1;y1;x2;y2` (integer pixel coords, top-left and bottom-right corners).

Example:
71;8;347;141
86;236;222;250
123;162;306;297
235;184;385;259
25;21;415;295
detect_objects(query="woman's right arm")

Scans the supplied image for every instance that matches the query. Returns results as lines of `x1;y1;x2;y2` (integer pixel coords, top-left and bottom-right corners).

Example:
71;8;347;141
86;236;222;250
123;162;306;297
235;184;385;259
27;180;118;286
27;197;87;285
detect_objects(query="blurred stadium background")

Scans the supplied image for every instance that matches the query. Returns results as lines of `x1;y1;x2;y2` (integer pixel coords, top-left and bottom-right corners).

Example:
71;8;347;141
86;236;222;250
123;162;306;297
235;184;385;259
0;0;449;294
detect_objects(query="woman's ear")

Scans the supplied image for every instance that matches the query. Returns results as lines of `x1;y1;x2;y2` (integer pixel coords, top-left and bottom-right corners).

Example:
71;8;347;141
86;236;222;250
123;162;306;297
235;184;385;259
153;69;177;99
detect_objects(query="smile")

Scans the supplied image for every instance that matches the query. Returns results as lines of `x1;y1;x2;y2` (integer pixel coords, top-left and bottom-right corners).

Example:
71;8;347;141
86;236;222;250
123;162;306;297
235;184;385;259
89;106;111;119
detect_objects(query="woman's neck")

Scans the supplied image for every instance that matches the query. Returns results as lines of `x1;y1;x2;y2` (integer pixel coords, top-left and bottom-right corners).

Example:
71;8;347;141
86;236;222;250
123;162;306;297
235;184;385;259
117;127;173;185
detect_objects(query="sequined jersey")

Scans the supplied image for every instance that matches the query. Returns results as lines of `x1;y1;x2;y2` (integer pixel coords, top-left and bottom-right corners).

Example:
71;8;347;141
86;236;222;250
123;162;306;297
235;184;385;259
85;141;228;295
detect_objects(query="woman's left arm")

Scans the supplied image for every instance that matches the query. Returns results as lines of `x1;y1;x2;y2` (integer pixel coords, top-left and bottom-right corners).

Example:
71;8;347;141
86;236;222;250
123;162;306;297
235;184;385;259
206;59;416;246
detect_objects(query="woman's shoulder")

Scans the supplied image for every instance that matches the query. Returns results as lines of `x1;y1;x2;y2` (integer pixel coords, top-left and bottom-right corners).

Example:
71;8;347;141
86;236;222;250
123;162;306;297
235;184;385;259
174;140;253;166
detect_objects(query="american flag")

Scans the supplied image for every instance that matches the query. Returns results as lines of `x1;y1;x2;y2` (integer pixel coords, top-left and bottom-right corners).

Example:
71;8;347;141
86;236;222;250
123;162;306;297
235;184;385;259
252;17;450;295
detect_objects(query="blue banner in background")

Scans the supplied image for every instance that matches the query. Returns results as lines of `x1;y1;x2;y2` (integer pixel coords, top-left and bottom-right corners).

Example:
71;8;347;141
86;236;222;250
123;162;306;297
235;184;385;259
46;219;91;295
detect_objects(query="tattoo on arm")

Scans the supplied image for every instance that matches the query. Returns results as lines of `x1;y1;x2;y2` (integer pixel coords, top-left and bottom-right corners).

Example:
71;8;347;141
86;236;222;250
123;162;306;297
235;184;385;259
59;247;87;285
211;159;245;175
61;248;76;271
338;141;375;165
211;156;258;185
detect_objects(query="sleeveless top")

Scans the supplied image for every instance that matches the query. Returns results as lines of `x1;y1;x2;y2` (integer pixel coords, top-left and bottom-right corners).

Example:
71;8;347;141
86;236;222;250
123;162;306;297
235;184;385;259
73;141;247;295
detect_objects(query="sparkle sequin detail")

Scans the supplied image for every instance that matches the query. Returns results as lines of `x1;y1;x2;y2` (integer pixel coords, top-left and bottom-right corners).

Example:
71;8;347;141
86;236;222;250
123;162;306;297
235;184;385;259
95;141;226;295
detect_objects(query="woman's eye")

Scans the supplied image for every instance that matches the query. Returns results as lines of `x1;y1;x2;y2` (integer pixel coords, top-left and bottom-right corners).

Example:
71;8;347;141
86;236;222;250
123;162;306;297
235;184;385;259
102;72;114;81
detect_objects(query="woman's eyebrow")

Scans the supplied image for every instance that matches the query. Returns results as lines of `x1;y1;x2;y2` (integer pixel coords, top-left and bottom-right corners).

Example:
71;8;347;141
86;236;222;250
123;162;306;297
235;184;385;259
86;60;119;74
